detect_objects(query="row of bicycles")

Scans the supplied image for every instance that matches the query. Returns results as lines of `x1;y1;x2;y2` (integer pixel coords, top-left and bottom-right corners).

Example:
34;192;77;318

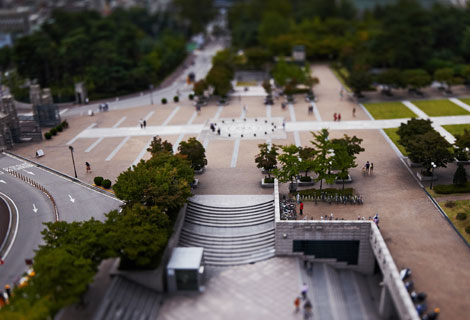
299;193;364;205
280;199;296;220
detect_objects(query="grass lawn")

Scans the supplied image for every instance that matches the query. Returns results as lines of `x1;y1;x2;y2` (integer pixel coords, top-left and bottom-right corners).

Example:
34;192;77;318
363;102;417;120
438;199;470;243
331;67;352;93
412;99;470;117
383;128;408;156
459;98;470;106
236;81;258;87
442;124;470;137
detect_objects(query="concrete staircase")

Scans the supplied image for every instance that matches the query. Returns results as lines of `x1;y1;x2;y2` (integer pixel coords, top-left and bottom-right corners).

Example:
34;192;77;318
300;261;383;320
179;198;275;266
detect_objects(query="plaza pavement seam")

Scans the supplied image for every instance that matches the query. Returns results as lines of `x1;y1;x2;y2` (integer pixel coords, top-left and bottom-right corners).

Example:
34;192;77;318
66;123;96;145
311;101;322;121
289;104;301;146
112;116;127;128
266;104;272;118
162;106;180;126
433;125;455;143
59;108;68;115
85;116;127;153
449;98;470;112
144;111;155;121
402;101;429;119
230;138;241;168
105;136;131;161
173;111;198;153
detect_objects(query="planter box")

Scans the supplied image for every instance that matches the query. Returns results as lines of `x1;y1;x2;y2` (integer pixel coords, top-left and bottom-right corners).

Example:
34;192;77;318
261;178;274;188
416;172;438;181
194;167;205;175
405;158;421;168
455;158;470;165
260;168;275;174
335;175;352;184
191;179;199;189
297;177;315;186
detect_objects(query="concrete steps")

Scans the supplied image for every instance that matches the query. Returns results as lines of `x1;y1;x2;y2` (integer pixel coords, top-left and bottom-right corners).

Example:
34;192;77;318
179;199;276;266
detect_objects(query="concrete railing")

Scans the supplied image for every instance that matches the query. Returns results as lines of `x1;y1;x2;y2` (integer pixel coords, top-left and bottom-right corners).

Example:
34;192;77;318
370;224;420;320
6;169;59;222
274;178;280;221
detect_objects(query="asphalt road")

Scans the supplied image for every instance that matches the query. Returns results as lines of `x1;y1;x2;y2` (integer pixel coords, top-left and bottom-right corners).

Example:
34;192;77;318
0;153;122;289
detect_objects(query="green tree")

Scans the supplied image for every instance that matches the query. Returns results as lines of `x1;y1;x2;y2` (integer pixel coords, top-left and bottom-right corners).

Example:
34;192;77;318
453;164;468;187
274;144;301;192
298;147;315;179
434;68;462;92
454;129;470;161
258;11;290;47
178;137;207;170
147;136;173;156
310;129;337;190
402;69;431;92
193;79;208;96
332;145;356;190
406;131;453;175
331;134;364;158
376;69;403;95
397;118;434;150
461;26;470;62
255;143;278;179
272;58;307;87
113;152;193;211
172;0;215;34
346;67;372;97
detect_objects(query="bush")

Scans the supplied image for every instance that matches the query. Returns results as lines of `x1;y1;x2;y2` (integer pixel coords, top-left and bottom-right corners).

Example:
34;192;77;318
102;179;112;189
173;96;179;103
456;212;467;221
94;176;104;186
465;226;470;234
433;183;470;194
299;176;313;182
62;120;69;128
161;98;167;104
44;132;52;140
56;124;63;132
189;94;194;100
453;165;468;186
50;128;58;136
445;201;456;208
264;177;274;183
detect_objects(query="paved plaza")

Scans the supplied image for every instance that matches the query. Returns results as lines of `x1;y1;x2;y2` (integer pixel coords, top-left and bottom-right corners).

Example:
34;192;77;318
10;64;470;319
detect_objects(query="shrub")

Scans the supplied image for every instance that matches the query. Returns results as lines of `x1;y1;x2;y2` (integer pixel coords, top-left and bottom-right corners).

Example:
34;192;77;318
433;183;470;194
44;132;52;140
50;128;58;136
299;176;313;182
173;96;179;103
102;179;112;189
56;124;63;132
161;98;167;104
453;165;468;186
94;176;104;186
62;120;69;128
465;226;470;234
264;177;274;183
189;94;194;100
456;212;467;221
445;201;456;208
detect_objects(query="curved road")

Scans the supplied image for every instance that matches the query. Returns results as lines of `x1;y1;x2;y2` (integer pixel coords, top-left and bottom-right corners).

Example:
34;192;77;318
0;153;122;289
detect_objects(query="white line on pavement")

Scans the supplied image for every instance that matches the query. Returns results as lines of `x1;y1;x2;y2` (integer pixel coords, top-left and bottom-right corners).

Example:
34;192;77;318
105;136;130;161
294;131;301;147
231;139;241;168
433;125;455;144
311;102;322;121
132;137;153;167
144;111;155;121
162;106;181;126
85;137;104;153
359;103;375;120
66;123;96;145
173;111;198;153
266;105;272;118
266;138;272;150
0;192;19;261
59;108;69;115
402;101;428;119
214;106;223;119
449;98;470;112
288;103;296;122
113;116;127;128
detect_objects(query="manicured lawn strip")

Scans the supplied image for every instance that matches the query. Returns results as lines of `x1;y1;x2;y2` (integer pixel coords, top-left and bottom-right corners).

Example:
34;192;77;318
412;99;470;117
331;67;352;93
363;102;417;120
383;128;408;156
438;200;470;243
459;98;470;106
442;124;470;137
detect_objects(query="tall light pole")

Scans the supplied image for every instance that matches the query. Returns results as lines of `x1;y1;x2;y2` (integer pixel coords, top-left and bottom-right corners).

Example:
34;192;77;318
69;146;77;178
430;161;437;190
149;84;154;105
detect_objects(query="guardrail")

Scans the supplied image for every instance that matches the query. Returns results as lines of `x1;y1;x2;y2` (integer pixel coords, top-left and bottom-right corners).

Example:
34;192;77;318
5;169;59;222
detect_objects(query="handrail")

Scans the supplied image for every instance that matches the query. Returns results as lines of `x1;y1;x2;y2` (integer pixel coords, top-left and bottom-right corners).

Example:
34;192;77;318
5;169;59;222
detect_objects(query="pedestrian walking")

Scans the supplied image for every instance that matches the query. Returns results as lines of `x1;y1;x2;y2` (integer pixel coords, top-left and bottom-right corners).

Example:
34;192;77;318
330;213;334;220
365;161;370;174
282;120;286;130
86;162;91;173
294;297;301;313
139;119;143;129
303;299;313;320
300;201;304;215
370;163;374;175
334;112;337;121
353;107;356;117
308;105;313;114
243;104;247;114
338;113;341;121
296;192;300;204
301;282;308;300
217;128;221;135
210;123;215;132
340;88;344;100
374;213;380;229
143;120;147;129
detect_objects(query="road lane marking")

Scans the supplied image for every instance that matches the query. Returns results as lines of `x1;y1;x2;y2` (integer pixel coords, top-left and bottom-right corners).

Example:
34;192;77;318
68;194;75;203
33;204;38;213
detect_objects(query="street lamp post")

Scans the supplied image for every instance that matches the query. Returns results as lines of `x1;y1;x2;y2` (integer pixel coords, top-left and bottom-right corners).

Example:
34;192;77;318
149;84;154;105
430;161;437;190
69;146;77;178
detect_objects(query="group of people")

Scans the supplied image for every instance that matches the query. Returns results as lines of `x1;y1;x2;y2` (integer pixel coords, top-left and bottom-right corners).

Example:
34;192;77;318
209;123;221;135
139;119;147;129
362;161;374;175
333;112;341;121
98;103;109;112
294;282;313;319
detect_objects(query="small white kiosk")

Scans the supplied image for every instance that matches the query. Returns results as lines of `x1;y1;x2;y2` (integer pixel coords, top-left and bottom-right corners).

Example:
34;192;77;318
166;247;204;293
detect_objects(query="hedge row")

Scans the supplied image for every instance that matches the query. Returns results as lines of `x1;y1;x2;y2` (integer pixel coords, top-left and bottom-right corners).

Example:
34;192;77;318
44;120;69;140
433;183;470;194
94;176;112;189
295;187;354;197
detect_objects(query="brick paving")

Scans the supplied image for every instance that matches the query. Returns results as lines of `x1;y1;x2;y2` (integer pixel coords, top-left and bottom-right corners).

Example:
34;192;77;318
10;64;470;319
